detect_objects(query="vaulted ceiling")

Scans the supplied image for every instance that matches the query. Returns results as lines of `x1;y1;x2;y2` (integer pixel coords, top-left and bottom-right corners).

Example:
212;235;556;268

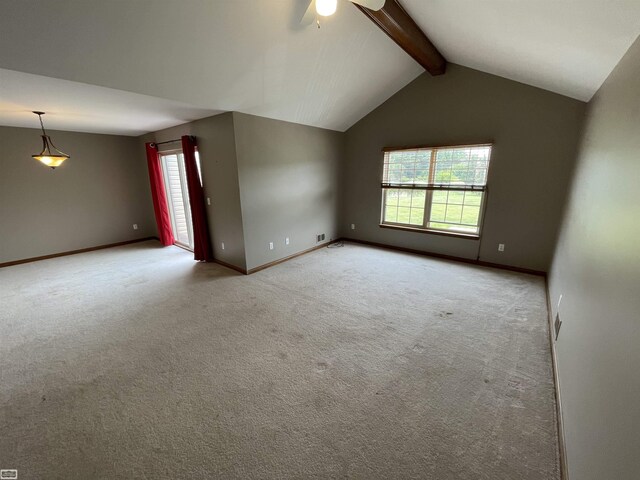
0;0;639;135
402;0;640;102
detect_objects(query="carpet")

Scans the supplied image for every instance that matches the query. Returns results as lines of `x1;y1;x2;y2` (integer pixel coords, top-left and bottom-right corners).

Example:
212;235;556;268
0;240;559;479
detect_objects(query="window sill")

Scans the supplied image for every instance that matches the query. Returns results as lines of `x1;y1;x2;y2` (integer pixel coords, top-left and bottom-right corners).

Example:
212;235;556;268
379;223;480;240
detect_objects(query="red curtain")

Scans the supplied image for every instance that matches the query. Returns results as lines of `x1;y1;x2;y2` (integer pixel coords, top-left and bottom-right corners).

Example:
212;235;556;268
145;142;174;246
182;136;213;262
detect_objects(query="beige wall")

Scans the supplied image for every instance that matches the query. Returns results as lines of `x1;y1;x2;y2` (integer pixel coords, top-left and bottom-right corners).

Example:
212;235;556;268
233;113;343;271
141;113;246;271
144;112;344;272
342;64;586;272
0;126;155;264
548;37;640;480
1;65;588;277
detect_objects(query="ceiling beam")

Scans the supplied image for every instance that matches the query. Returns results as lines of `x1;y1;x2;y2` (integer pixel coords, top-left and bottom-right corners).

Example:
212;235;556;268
354;0;446;75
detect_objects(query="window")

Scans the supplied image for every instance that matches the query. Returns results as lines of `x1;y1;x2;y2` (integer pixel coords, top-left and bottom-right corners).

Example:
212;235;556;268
381;144;492;236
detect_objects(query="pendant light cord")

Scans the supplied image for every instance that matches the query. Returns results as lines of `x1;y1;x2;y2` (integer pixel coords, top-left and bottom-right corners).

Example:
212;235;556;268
38;113;47;136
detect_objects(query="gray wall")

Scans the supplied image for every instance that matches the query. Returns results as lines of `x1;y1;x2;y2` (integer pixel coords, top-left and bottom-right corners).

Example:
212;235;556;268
141;113;246;271
0;126;155;264
233;113;343;271
548;37;640;480
342;64;586;272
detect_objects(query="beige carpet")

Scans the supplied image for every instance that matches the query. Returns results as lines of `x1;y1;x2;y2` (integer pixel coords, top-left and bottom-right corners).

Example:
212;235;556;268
0;240;559;479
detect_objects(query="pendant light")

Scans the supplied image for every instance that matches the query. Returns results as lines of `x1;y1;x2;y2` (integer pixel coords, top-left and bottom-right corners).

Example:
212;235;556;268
32;111;70;169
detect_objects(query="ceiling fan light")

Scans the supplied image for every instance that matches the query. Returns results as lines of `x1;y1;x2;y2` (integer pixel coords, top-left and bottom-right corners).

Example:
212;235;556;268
316;0;337;17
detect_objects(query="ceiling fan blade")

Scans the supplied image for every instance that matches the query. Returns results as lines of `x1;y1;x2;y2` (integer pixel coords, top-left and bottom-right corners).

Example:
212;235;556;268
300;0;316;26
349;0;386;11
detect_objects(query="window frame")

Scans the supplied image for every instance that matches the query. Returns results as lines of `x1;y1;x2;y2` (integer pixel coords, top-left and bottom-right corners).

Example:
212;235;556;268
379;143;492;239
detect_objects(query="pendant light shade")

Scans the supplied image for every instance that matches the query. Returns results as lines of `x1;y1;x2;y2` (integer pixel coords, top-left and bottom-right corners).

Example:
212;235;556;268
32;111;69;169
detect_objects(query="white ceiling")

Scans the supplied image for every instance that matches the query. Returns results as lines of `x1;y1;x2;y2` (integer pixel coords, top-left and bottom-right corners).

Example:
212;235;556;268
0;1;639;136
0;68;221;136
0;0;423;135
403;0;640;102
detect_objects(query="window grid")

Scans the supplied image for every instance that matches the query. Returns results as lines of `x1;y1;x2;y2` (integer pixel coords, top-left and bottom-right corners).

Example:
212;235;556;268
381;145;491;235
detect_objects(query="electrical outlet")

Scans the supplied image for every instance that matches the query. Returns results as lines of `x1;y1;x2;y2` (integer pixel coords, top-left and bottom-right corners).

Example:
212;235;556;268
269;242;274;250
221;242;225;250
351;224;355;230
132;224;138;230
498;243;505;252
207;197;211;206
285;237;290;245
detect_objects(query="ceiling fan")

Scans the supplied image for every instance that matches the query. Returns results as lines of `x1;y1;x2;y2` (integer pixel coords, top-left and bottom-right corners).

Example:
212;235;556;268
301;0;386;27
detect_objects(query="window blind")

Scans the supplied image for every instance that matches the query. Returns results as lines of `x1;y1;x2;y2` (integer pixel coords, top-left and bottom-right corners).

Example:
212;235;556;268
381;145;491;192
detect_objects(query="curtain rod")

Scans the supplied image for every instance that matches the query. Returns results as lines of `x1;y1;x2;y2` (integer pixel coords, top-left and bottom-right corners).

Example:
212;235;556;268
153;138;181;146
152;136;195;147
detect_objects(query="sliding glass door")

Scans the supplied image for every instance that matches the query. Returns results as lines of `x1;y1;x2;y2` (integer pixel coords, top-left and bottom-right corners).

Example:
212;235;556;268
159;150;194;250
